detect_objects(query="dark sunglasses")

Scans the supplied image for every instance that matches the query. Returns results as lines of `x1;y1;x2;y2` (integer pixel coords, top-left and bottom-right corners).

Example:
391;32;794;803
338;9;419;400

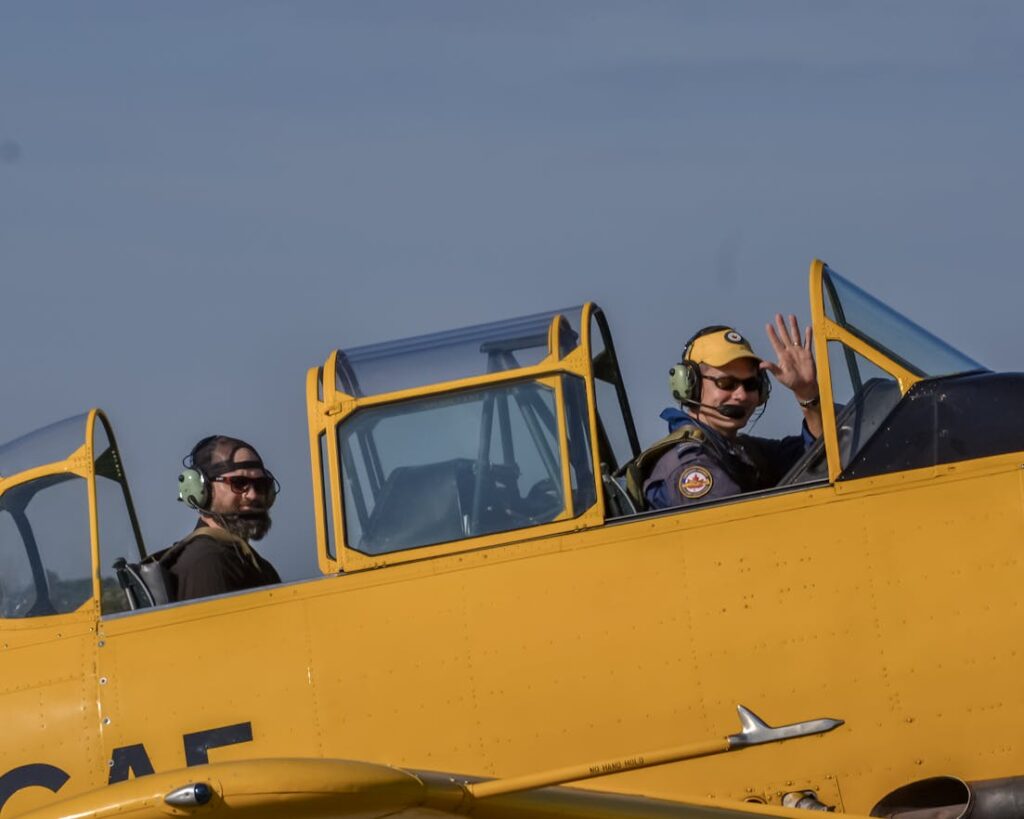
213;475;276;495
703;374;762;393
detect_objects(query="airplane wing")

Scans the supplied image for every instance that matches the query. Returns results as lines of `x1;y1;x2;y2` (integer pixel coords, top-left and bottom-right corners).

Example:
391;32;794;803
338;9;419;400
11;707;854;819
7;757;865;819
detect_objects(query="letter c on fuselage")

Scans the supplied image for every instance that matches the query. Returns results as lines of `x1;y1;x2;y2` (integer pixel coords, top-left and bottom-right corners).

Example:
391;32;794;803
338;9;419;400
0;763;70;813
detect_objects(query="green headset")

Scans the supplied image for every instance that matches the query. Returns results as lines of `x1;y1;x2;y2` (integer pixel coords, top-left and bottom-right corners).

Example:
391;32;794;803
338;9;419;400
668;325;770;407
177;435;218;510
177;436;279;511
177;467;209;510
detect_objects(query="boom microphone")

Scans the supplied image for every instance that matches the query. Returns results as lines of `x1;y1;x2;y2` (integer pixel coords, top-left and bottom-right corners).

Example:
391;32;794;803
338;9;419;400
683;399;747;420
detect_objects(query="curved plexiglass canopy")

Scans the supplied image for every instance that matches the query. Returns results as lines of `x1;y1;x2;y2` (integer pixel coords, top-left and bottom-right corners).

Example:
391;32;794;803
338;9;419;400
334;306;584;398
0;414;91;480
823;265;984;378
307;302;633;574
0;411;146;620
804;261;990;486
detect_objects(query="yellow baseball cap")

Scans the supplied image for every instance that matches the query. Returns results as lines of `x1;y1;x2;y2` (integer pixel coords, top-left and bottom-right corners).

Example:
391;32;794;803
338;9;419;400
687;328;761;367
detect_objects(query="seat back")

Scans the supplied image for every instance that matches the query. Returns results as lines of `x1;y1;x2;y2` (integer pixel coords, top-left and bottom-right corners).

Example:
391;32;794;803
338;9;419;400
138;556;174;605
112;555;174;610
360;459;474;555
601;463;638;517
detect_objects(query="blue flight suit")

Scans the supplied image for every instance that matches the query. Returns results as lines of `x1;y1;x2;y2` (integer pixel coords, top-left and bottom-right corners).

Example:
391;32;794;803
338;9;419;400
643;408;813;510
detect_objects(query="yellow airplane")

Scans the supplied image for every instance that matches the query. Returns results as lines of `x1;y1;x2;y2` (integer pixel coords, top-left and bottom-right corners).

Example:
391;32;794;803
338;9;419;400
2;259;1022;819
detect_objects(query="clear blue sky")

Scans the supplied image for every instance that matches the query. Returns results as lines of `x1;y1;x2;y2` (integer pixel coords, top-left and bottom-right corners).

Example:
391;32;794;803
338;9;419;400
2;2;1021;579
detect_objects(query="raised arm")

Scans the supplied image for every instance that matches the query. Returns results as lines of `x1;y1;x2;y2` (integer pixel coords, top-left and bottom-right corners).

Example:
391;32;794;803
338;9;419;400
761;313;822;439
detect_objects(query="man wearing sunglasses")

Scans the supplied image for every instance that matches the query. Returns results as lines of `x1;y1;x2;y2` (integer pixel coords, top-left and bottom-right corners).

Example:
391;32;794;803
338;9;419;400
632;315;823;510
166;435;282;601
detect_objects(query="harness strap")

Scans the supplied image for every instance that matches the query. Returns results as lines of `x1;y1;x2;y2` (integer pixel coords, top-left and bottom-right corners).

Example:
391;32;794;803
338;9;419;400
178;526;260;568
622;426;706;509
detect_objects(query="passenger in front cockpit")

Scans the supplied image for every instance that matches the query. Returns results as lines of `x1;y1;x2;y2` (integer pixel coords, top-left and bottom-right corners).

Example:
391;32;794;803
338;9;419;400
627;315;823;510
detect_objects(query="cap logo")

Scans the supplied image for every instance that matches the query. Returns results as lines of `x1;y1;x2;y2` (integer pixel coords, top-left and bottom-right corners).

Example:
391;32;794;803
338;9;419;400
725;330;744;344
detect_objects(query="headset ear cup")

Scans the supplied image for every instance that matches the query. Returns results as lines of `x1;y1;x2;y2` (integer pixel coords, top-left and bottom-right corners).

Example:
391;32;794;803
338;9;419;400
668;366;685;402
178;468;208;510
668;361;702;405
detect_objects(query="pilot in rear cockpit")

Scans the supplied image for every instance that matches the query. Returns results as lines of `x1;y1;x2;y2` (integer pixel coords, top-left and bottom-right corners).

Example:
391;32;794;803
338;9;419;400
627;315;823;510
157;435;281;601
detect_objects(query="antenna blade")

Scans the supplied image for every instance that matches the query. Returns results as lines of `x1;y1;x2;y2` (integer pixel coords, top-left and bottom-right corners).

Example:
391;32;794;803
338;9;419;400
728;705;844;748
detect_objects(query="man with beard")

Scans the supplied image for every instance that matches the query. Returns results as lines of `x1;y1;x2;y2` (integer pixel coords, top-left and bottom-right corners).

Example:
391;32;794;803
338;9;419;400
167;435;281;601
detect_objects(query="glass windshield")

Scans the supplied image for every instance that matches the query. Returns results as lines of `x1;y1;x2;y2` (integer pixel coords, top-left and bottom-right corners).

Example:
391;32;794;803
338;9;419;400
823;266;984;378
0;473;92;618
339;380;570;555
336;307;583;397
826;343;903;472
0;414;88;479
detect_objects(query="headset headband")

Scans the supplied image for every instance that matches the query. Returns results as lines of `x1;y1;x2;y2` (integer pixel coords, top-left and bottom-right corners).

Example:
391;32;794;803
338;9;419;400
185;435;270;478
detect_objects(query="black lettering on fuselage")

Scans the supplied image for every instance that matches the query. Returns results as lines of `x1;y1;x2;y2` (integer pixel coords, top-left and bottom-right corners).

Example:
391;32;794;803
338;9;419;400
0;720;255;812
183;722;253;766
107;744;155;784
0;763;70;813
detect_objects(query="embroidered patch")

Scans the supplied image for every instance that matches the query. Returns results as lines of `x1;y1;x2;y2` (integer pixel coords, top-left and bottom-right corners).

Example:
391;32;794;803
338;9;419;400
678;466;713;498
725;330;744;344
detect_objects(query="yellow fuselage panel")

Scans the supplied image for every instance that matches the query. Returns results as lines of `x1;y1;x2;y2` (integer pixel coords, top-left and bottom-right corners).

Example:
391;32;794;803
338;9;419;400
0;611;99;817
6;455;1021;816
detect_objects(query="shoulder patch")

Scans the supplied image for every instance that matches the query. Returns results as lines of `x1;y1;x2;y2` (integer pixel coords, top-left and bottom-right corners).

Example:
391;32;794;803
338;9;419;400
678;466;713;499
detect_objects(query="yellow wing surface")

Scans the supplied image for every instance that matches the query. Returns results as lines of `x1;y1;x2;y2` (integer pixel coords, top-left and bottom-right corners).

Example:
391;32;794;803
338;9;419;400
11;758;862;819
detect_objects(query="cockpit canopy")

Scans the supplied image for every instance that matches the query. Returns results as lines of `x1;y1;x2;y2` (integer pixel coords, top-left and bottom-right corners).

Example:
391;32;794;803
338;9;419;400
329;307;614;556
335;306;584;397
0;411;145;620
307;304;639;572
821;268;981;380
